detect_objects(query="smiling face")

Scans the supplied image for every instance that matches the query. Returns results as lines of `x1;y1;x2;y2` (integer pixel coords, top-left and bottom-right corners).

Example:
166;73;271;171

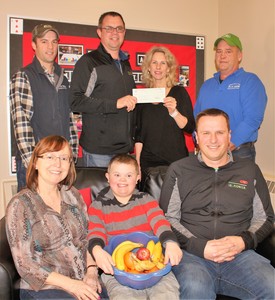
36;145;71;188
32;30;58;70
97;15;125;58
149;51;169;86
215;40;242;80
106;161;140;203
196;115;231;168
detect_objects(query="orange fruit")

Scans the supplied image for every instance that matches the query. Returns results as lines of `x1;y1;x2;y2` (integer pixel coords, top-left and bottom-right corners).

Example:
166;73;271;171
124;251;135;270
127;268;142;274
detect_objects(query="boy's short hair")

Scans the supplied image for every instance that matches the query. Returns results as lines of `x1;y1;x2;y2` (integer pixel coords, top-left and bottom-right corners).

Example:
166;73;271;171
108;154;139;174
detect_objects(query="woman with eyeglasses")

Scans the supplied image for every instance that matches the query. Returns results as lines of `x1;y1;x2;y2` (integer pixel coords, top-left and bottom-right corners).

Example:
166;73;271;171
5;135;101;300
135;46;195;190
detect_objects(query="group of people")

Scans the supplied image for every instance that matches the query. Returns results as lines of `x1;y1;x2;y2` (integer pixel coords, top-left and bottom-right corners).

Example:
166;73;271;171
7;10;274;300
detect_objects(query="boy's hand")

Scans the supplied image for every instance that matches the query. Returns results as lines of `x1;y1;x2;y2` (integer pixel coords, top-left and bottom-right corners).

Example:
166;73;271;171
93;245;115;274
164;242;183;266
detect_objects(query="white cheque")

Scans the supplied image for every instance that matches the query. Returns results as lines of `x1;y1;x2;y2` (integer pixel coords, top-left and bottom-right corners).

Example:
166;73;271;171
133;87;165;103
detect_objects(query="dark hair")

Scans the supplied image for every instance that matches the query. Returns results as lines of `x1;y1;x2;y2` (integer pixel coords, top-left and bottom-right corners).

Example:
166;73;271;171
195;108;230;131
107;154;139;173
26;135;76;191
98;11;125;28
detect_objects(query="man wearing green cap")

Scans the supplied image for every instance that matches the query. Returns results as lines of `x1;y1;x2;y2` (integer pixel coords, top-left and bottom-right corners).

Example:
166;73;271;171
194;33;267;162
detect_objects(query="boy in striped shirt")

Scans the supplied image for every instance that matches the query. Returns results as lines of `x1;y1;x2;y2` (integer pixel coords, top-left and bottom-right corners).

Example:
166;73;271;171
87;154;182;299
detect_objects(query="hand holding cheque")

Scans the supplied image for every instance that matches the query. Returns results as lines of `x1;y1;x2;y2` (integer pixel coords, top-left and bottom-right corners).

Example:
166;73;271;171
133;87;165;103
133;87;178;115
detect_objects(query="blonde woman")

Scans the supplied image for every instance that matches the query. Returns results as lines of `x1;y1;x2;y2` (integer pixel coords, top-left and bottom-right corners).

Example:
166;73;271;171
135;46;195;188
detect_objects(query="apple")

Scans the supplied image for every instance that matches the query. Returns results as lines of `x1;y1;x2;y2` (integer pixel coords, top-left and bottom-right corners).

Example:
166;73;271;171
136;247;150;261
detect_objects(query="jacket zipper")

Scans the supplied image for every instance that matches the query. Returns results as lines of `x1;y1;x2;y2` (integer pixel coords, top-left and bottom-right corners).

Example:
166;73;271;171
213;168;219;239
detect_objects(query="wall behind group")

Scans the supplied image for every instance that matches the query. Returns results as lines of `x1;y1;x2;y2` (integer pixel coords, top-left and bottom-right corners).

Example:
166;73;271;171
0;0;274;217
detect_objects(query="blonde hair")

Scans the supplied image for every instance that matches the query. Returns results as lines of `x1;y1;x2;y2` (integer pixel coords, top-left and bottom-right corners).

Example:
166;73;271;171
142;46;178;88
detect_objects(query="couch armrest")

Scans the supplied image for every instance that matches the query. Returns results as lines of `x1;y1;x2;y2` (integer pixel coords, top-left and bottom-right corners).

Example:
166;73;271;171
0;217;20;300
256;225;275;267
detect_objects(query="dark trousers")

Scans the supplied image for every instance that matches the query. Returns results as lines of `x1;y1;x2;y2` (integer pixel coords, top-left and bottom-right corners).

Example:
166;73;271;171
16;157;27;192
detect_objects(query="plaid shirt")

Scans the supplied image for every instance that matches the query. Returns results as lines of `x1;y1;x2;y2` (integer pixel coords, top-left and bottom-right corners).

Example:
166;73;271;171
10;67;78;168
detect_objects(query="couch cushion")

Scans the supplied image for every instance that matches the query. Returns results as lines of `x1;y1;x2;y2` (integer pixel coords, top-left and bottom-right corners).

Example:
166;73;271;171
141;166;168;200
79;187;92;208
74;167;108;201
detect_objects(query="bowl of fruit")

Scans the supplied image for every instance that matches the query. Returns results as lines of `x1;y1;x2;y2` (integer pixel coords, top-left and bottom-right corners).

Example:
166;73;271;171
104;232;171;289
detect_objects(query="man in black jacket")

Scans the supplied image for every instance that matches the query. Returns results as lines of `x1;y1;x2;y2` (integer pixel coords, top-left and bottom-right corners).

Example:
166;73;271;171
159;108;274;299
70;11;137;167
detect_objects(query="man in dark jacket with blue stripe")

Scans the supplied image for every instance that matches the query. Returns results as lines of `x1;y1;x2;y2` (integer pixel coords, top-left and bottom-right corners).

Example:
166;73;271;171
159;108;274;300
70;11;137;168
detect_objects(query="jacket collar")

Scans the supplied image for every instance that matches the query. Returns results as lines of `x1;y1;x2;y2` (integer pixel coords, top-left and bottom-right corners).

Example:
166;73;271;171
214;67;244;82
98;43;129;61
33;55;61;76
197;150;234;169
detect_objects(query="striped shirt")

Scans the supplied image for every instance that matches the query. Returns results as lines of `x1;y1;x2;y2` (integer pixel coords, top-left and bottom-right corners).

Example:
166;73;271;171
88;187;178;250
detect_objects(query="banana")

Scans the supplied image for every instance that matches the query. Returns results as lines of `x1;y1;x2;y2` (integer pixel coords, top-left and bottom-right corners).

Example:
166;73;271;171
151;241;162;263
114;242;143;270
155;261;165;270
159;253;165;263
132;255;156;272
146;239;155;255
111;240;139;261
134;260;156;272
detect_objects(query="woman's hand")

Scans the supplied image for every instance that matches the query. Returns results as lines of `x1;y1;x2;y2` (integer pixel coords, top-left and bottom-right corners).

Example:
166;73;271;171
84;266;102;294
66;278;100;300
93;245;115;275
45;272;100;300
164;96;188;129
163;96;177;114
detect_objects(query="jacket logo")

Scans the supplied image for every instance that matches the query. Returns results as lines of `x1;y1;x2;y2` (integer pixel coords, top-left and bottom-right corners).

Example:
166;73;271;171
59;85;67;90
228;180;248;190
227;83;240;90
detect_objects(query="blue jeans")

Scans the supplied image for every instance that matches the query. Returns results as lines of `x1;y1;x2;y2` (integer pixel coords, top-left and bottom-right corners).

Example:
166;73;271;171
20;289;75;299
20;289;109;300
232;144;256;162
16;157;27;192
172;250;275;300
83;149;115;167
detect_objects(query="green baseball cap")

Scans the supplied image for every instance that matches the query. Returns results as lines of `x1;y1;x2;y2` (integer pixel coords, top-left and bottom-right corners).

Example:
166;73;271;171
214;33;242;51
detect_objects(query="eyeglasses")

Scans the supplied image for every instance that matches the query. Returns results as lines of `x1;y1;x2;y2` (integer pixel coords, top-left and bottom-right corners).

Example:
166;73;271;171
37;154;72;164
100;26;125;33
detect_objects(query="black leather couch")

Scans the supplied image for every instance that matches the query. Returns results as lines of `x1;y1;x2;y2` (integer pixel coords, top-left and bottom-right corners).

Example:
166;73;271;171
0;166;274;300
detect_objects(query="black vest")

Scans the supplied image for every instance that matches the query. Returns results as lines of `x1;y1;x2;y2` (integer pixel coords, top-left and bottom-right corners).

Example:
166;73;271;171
24;57;71;143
